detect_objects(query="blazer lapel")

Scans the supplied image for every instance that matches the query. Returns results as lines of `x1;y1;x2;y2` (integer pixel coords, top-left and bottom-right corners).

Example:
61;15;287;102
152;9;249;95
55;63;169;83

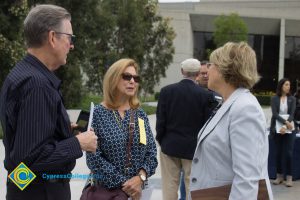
197;88;248;144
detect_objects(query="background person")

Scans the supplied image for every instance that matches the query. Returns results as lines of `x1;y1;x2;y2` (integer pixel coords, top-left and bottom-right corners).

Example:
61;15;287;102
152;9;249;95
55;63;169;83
84;58;158;200
196;60;209;88
179;59;220;200
156;58;213;200
0;4;97;200
189;42;273;199
271;78;296;187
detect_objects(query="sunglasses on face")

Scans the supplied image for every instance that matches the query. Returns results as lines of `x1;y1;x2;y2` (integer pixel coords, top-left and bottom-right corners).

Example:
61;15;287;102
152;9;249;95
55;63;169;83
55;31;76;45
121;73;140;83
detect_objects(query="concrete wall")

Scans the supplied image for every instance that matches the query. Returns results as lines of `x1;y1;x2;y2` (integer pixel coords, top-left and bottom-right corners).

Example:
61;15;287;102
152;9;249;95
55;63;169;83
155;9;194;91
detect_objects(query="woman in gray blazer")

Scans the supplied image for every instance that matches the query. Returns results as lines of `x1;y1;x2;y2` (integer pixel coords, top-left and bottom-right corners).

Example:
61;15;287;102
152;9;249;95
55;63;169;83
271;78;296;187
189;42;273;199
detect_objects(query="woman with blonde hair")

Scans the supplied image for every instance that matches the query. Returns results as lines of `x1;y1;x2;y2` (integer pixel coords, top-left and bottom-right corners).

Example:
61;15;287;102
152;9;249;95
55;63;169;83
82;58;157;200
189;42;273;199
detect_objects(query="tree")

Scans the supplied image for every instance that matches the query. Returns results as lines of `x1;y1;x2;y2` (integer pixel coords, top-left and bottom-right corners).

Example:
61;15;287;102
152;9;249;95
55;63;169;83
1;0;175;107
213;13;248;47
84;0;176;95
0;0;28;87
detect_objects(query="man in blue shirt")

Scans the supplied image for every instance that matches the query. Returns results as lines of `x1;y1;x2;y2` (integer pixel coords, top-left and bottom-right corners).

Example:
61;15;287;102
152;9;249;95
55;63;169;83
0;4;97;200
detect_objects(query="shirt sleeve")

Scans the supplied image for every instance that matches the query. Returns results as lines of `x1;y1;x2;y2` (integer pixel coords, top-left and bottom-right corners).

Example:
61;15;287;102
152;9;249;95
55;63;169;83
139;111;158;177
13;86;82;169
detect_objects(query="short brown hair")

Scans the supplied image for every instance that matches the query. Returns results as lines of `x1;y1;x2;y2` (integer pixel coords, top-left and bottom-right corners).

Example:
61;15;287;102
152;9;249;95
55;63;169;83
209;41;260;89
103;58;140;109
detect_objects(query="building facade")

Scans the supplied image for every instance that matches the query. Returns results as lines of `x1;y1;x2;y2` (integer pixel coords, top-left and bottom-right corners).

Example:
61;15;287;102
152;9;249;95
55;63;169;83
156;0;300;93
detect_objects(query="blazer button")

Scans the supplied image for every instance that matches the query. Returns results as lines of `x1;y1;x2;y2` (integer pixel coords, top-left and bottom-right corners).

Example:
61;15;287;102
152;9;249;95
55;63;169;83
192;178;197;183
193;158;199;163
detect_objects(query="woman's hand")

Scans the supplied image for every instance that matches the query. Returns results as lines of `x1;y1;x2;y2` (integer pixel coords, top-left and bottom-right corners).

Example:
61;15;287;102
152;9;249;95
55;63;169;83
286;121;294;130
122;176;143;200
279;126;287;135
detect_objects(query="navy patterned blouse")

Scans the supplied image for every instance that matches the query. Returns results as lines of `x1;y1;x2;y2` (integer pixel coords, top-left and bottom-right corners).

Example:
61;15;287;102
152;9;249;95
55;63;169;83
86;104;158;189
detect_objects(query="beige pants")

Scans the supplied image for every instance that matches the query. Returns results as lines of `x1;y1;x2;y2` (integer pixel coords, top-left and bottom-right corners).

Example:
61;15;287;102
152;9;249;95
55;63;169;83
160;151;192;200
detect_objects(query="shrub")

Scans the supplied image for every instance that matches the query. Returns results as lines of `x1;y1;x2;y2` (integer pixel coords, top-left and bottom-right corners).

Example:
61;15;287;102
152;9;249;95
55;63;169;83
140;94;156;102
141;104;156;115
74;94;102;111
154;92;160;101
255;95;272;106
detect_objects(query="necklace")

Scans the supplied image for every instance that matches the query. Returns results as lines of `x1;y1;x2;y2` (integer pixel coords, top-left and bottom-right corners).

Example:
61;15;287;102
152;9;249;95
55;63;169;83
113;110;123;130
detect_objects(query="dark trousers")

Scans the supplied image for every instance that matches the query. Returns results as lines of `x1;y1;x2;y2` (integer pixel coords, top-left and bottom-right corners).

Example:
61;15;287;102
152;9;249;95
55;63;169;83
275;132;296;176
6;180;71;200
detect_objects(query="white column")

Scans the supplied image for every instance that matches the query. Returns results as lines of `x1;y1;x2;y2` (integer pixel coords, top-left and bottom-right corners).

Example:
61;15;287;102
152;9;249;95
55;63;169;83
278;18;285;80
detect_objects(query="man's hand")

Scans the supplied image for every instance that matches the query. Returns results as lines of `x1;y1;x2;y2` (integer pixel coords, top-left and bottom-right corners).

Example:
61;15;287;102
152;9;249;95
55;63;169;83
70;122;78;130
76;130;98;152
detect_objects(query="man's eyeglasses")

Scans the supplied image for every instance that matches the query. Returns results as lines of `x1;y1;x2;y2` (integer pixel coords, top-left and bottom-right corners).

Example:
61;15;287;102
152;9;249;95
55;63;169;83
55;32;76;45
122;73;140;83
199;72;208;76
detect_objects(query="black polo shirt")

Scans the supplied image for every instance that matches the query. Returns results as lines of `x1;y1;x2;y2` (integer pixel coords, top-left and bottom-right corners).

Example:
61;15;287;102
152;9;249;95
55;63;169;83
0;54;82;174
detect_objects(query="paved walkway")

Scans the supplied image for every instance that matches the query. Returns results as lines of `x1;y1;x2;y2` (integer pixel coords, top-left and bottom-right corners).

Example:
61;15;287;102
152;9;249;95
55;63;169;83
1;107;299;199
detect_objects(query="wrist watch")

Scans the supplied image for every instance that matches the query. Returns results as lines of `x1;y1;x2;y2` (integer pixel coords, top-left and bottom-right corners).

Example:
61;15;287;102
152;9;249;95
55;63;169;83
138;173;147;182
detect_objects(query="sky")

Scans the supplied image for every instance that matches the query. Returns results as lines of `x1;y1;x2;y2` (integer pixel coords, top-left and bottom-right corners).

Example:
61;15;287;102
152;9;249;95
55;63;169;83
159;0;200;2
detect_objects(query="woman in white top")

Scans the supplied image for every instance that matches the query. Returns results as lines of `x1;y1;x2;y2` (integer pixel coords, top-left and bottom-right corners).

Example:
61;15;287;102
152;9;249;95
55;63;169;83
270;78;296;187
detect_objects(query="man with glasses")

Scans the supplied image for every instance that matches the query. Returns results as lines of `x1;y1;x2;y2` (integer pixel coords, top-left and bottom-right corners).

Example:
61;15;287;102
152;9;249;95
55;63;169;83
196;61;209;88
196;60;222;104
0;4;97;200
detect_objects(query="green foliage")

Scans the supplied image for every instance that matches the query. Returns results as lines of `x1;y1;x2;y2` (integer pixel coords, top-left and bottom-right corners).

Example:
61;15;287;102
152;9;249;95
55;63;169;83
76;94;102;111
83;0;176;95
1;0;175;108
255;95;272;106
0;0;28;87
141;104;156;115
253;90;275;106
213;13;248;47
139;94;156;102
154;92;160;101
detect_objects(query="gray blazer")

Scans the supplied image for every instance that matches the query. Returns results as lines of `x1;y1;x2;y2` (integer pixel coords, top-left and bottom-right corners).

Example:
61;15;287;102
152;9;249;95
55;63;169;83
189;88;273;200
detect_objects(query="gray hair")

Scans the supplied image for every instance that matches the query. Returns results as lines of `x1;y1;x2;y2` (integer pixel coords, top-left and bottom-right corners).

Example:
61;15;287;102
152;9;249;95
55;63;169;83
24;4;71;48
185;71;199;78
